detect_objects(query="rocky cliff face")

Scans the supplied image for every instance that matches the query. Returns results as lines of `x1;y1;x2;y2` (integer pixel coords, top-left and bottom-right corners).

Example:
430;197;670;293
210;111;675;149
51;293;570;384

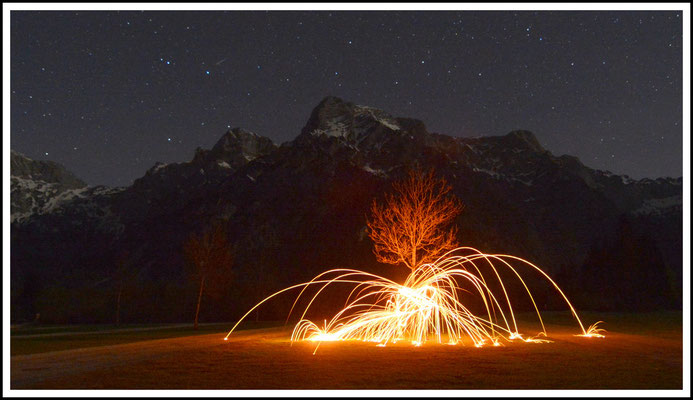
10;96;682;323
10;151;89;222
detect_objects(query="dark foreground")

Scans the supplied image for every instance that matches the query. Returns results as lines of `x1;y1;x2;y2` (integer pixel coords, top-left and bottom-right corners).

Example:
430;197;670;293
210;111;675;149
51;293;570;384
11;313;682;390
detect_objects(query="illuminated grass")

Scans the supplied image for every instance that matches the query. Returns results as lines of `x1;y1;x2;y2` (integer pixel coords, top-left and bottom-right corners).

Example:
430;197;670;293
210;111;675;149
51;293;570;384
11;322;275;356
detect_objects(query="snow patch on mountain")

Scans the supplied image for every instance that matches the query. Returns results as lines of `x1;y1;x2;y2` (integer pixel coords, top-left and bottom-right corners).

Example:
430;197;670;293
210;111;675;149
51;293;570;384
355;105;401;131
11;176;66;222
362;165;388;178
312;121;349;138
153;162;168;173
472;168;534;186
42;187;90;212
632;195;682;216
11;176;124;223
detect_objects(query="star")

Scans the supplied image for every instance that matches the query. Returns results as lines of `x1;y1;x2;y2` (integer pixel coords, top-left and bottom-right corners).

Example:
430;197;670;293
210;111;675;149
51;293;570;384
10;10;683;186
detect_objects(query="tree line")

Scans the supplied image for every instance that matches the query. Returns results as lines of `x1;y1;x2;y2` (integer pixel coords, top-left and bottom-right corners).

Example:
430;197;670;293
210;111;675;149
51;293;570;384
110;168;461;327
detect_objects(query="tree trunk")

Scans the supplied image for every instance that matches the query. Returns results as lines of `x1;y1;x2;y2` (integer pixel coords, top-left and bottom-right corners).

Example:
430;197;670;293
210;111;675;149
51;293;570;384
411;247;417;271
116;284;123;326
194;275;206;330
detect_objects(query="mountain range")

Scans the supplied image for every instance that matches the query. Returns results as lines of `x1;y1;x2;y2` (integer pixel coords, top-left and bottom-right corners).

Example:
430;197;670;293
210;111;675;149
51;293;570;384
10;96;683;323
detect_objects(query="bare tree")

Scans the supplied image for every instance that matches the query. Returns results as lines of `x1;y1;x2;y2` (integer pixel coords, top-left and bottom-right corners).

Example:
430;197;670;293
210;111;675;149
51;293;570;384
367;169;463;271
112;247;144;326
114;252;129;326
183;223;234;329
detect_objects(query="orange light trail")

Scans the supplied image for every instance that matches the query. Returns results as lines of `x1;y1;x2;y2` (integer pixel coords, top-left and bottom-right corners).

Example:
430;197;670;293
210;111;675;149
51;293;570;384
224;247;605;351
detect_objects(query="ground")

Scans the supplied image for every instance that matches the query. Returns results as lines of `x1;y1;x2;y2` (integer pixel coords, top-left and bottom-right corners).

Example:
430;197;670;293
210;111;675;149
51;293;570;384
10;312;683;390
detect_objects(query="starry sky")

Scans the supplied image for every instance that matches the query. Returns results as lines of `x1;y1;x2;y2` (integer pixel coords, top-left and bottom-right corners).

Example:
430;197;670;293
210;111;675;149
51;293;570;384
10;10;683;187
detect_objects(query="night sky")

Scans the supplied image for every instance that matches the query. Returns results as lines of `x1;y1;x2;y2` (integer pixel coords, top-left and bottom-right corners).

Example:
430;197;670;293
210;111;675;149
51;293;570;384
10;10;683;187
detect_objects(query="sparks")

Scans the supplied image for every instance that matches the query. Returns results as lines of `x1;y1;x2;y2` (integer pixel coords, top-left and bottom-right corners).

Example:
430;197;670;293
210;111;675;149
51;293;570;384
225;247;604;351
577;321;607;338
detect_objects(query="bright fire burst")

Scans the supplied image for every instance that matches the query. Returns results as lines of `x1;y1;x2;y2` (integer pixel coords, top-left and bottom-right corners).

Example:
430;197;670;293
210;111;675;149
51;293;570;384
224;247;605;351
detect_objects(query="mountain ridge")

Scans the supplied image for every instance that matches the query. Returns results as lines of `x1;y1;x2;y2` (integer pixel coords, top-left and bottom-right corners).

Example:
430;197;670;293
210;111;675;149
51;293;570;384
10;96;683;323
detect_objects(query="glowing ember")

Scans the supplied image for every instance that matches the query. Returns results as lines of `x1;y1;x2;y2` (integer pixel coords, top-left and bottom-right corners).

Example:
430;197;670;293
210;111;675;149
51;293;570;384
577;321;607;338
224;247;605;351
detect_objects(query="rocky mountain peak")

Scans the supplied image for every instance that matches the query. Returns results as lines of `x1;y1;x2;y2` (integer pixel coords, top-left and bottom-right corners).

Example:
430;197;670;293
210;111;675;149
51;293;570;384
207;127;277;167
11;150;87;189
502;130;545;153
299;96;404;142
11;150;90;222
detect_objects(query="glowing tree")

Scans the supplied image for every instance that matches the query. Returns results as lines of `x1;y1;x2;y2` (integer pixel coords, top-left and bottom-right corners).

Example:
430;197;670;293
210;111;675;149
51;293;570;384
183;223;234;329
225;172;606;349
367;169;464;271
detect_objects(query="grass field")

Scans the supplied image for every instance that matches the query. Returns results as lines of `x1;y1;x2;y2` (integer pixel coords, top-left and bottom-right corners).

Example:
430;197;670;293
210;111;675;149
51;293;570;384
10;321;277;356
10;311;683;390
